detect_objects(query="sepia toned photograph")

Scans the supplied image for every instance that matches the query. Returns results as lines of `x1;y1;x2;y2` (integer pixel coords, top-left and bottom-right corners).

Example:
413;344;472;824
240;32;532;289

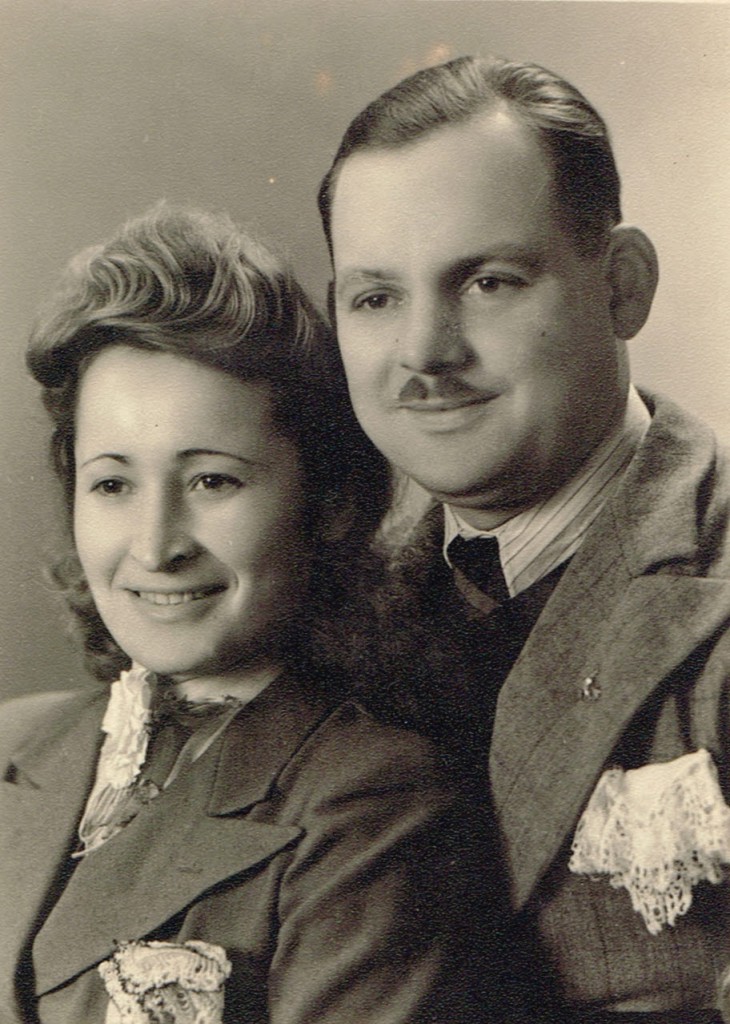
2;1;730;1021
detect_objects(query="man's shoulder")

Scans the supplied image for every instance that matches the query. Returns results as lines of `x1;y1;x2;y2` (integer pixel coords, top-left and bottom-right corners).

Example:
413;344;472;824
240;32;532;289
619;390;730;562
639;389;729;460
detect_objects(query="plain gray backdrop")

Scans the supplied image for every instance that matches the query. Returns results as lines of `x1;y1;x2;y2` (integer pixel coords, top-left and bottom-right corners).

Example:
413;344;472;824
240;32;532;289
3;0;730;698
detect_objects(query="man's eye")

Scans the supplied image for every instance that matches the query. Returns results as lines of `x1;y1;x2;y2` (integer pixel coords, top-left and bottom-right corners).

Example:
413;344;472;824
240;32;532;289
464;268;528;296
92;478;127;496
192;473;243;493
474;277;502;293
465;275;524;295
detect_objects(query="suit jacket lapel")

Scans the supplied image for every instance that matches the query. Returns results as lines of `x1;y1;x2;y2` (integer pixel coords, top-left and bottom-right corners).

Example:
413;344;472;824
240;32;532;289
491;538;730;910
0;691;105;1017
32;671;337;996
490;394;730;911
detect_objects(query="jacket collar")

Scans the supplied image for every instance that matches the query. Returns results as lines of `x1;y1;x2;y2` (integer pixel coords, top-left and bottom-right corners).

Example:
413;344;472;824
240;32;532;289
0;689;106;1020
8;671;339;997
208;667;337;815
489;392;730;909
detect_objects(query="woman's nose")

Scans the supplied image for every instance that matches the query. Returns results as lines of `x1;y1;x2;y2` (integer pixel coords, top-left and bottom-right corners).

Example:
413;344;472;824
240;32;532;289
129;494;198;571
398;297;470;375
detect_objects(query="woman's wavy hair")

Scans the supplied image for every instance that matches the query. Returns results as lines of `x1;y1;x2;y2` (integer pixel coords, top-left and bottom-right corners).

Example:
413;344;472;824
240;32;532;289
27;203;392;681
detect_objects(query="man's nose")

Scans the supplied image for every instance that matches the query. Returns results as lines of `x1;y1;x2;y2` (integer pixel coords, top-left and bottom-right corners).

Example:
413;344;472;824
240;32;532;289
398;296;470;375
129;492;198;572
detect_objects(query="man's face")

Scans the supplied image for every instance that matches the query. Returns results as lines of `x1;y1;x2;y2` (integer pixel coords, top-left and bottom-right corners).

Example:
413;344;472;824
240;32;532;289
330;112;627;527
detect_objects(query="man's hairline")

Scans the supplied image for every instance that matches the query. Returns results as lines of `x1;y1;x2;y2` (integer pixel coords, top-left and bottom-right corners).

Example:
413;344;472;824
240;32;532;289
323;106;611;269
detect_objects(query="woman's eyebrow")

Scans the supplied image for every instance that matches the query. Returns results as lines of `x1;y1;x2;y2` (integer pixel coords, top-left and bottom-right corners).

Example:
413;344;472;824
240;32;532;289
78;449;268;470
78;452;129;470
177;447;267;467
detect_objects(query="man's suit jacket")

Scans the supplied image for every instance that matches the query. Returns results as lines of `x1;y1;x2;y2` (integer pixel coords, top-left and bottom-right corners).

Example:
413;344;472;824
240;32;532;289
0;671;501;1024
401;392;730;1015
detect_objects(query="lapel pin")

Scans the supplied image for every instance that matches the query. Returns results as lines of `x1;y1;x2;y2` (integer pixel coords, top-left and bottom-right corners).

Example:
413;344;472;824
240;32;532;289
580;676;601;701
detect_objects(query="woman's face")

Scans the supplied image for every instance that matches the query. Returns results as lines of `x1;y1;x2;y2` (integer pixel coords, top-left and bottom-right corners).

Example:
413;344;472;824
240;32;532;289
74;345;310;680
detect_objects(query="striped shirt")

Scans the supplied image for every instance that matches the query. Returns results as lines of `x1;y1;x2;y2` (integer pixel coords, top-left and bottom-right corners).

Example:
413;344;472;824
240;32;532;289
443;386;651;599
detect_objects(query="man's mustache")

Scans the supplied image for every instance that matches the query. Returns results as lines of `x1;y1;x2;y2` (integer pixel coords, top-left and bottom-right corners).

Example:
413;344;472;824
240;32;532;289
397;375;493;404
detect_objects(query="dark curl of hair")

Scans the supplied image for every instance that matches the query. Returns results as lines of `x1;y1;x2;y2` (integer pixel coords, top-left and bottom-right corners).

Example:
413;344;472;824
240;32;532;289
319;54;621;259
27;204;392;682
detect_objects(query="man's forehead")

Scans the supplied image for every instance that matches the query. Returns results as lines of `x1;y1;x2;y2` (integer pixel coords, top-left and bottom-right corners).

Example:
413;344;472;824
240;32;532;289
330;114;557;274
333;108;546;195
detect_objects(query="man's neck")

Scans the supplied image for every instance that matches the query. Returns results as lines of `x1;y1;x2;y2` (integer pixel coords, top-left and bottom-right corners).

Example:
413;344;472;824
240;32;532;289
453;402;635;531
443;386;651;598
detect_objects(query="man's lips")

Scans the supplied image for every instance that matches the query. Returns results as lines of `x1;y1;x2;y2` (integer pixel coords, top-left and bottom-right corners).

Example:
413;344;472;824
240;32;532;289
395;375;500;411
396;395;495;412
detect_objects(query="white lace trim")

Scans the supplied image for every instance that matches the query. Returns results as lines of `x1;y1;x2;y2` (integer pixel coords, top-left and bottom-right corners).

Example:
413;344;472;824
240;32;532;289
569;749;730;934
99;939;231;1023
99;665;157;790
75;665;157;856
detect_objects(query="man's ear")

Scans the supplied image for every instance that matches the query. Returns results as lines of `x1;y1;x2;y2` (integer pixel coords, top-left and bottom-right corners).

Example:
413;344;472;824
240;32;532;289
605;226;659;340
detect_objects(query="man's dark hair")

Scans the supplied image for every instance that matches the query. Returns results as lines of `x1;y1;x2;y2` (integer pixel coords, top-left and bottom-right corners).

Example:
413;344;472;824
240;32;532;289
319;55;622;258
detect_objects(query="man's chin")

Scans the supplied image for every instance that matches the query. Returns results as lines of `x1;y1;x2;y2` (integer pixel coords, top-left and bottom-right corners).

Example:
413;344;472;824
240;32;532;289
402;468;501;508
405;470;540;529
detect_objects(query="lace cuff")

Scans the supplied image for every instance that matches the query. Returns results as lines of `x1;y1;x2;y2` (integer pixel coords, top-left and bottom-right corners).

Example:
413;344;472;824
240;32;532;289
569;749;730;934
100;940;231;1023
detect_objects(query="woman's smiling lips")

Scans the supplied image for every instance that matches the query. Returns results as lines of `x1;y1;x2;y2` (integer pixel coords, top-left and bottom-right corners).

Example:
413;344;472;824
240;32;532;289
127;584;227;607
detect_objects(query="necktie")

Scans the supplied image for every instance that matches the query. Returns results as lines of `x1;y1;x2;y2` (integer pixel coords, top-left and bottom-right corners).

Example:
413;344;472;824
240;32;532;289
447;534;510;605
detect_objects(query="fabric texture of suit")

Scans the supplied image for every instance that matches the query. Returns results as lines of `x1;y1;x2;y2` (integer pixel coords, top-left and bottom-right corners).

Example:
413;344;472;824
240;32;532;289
389;392;730;1019
0;670;505;1024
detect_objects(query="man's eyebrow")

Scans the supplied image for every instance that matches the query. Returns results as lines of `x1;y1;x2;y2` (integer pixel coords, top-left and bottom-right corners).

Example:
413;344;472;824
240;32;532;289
335;246;546;296
449;246;546;278
334;268;399;296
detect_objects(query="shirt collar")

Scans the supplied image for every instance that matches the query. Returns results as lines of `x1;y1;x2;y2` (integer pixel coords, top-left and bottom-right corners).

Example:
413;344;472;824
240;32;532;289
443;386;651;598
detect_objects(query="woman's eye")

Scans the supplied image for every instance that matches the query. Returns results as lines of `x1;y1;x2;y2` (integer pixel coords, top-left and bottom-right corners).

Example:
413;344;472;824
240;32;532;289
353;292;394;312
192;473;243;494
92;478;128;496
